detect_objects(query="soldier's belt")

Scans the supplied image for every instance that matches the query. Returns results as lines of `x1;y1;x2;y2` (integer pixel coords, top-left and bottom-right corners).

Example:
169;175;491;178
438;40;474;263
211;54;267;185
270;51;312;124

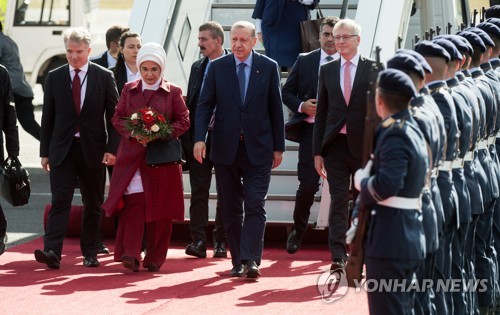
477;139;488;150
430;167;439;178
452;158;464;169
378;196;422;210
464;151;474;161
438;160;453;172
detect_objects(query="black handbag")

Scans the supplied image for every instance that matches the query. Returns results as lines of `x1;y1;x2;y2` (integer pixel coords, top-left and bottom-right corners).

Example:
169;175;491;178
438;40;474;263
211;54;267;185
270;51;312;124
0;156;30;206
300;0;324;53
146;138;186;167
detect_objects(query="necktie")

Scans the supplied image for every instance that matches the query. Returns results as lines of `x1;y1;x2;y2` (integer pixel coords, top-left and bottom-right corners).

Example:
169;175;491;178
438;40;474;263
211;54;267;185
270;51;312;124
343;61;351;104
326;56;333;62
237;63;246;104
72;69;81;116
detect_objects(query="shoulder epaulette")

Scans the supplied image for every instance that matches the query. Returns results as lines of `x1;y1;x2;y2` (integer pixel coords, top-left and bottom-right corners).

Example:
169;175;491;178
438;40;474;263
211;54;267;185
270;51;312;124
382;117;396;128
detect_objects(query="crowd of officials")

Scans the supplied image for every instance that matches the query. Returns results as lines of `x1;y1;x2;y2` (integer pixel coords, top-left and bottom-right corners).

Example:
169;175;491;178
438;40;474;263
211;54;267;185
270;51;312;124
1;1;500;314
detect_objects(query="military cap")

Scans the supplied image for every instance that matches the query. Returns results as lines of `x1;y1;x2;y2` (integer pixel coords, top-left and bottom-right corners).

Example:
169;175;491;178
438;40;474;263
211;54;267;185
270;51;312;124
485;5;500;19
476;22;500;39
434;34;473;55
486;17;500;29
465;27;495;46
377;69;418;99
395;49;433;73
432;38;463;61
414;40;451;63
387;53;425;79
457;31;486;52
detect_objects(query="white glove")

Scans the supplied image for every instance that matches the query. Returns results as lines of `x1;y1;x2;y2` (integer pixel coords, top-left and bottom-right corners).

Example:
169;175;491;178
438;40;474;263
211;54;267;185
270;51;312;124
346;217;358;245
299;0;315;5
354;160;373;191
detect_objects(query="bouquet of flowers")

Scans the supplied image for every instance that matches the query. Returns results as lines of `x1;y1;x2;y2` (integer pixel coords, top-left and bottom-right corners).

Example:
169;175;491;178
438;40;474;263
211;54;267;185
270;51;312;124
123;107;173;141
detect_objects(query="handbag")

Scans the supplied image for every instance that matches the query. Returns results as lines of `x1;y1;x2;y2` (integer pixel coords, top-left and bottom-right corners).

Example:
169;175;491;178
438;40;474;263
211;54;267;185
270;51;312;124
300;0;324;53
0;156;30;206
146;138;186;167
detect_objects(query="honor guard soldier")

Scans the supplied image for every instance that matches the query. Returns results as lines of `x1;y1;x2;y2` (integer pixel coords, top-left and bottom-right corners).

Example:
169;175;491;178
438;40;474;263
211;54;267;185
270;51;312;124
458;29;498;314
351;69;428;315
415;40;459;315
387;52;439;315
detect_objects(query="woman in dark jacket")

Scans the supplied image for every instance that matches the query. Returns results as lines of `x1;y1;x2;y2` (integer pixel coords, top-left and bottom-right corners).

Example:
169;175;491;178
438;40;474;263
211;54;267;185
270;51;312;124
111;32;142;93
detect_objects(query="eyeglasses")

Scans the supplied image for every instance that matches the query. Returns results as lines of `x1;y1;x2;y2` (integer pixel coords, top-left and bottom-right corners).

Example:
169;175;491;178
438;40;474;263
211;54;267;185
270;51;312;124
333;34;358;41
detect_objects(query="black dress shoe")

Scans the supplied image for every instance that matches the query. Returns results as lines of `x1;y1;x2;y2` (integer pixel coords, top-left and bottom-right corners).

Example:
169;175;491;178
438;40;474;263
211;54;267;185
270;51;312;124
34;249;60;269
83;256;100;267
213;241;227;258
97;242;110;255
185;240;207;258
230;264;245;277
0;234;6;255
245;260;261;278
146;264;160;272
286;229;304;254
122;255;140;272
330;258;346;271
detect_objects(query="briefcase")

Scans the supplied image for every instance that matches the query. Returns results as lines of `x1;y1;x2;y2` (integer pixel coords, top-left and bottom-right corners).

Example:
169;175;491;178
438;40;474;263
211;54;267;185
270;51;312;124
300;0;324;53
0;156;30;207
146;138;186;167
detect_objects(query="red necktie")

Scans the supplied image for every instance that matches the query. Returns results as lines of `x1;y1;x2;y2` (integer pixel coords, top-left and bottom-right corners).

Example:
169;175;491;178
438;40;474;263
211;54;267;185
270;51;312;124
72;69;81;116
343;61;351;104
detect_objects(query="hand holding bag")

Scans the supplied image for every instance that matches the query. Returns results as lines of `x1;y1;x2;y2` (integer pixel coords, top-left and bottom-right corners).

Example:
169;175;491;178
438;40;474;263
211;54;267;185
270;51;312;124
300;0;324;53
146;138;186;167
0;156;30;206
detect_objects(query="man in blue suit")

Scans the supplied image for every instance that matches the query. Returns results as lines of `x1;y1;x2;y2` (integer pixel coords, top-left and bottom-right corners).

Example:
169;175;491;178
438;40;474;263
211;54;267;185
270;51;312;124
193;21;285;278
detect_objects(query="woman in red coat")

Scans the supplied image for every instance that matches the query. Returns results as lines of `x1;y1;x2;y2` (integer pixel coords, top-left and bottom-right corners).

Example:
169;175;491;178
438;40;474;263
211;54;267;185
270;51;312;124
102;42;189;272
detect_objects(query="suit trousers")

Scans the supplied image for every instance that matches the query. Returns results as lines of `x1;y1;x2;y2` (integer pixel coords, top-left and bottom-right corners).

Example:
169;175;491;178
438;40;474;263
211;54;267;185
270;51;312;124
214;141;272;266
322;134;361;261
44;140;105;258
365;256;421;315
292;123;320;236
114;192;173;268
188;131;226;243
0;204;5;237
13;93;40;140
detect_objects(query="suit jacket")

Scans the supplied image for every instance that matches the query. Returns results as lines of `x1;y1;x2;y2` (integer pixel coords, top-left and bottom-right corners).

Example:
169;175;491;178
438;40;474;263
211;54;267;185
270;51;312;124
110;62;128;94
102;78;190;222
0;65;19;159
194;51;285;166
282;48;321;142
89;50;109;68
313;55;377;160
40;62;120;169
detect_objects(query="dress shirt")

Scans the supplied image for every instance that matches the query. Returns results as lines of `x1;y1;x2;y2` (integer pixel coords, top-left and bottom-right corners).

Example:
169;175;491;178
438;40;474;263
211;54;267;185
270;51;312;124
107;51;117;69
125;63;140;83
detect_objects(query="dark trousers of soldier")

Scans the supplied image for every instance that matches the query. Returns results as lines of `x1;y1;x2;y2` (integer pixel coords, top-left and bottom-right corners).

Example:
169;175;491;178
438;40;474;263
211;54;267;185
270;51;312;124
434;170;457;315
189;131;226;244
292;124;320;237
365;257;421;315
13;93;40;141
492;197;500;313
414;191;438;315
465;215;480;314
451;168;471;315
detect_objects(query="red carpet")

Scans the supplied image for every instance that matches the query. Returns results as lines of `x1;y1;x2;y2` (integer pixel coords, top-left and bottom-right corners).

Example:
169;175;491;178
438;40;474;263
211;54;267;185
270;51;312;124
0;238;369;314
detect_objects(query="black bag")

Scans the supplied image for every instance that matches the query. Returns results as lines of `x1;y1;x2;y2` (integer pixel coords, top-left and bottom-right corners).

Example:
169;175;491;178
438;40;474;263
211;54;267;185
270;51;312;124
0;156;30;206
300;1;324;53
146;138;186;167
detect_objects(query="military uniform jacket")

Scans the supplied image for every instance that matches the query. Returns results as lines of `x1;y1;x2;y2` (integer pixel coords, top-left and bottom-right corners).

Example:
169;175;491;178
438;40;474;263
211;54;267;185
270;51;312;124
360;110;427;261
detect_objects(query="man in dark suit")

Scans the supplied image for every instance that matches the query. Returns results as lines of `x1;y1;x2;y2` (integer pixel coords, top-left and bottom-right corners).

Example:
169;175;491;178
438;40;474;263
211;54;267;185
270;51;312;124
0;64;20;256
183;21;227;259
90;25;129;69
252;0;316;69
193;21;285;278
282;16;339;254
313;18;378;271
34;27;120;269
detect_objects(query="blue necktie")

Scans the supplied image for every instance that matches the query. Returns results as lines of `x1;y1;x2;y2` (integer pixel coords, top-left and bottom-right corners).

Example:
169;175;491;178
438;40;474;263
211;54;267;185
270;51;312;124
237;63;246;104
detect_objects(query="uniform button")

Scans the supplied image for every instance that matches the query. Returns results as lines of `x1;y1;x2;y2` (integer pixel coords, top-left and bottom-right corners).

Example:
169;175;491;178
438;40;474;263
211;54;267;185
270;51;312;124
371;210;376;215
